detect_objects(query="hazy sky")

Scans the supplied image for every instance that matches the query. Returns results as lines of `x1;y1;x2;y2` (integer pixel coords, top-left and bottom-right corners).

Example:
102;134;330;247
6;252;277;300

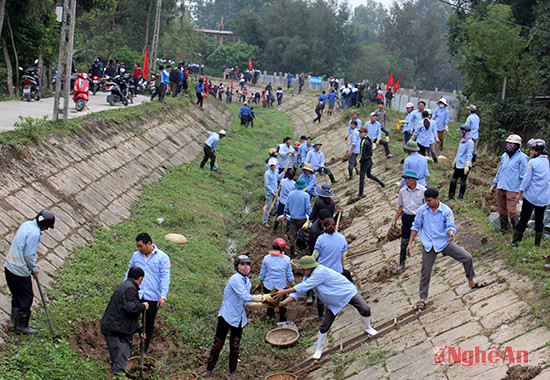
345;0;395;10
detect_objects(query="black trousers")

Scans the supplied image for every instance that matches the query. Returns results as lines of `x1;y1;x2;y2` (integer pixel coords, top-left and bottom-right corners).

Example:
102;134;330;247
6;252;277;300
401;213;415;240
313;109;322;123
141;299;159;352
196;92;203;107
215;316;242;341
451;167;469;181
516;198;547;234
200;144;216;169
5;267;34;312
240;115;250;127
358;158;383;195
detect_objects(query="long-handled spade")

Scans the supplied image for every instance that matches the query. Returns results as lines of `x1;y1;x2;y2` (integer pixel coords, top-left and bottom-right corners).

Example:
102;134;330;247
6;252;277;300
140;312;146;378
35;276;57;337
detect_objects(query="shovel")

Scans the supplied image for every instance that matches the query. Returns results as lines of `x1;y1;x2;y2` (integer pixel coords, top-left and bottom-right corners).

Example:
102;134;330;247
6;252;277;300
34;276;57;337
140;312;146;378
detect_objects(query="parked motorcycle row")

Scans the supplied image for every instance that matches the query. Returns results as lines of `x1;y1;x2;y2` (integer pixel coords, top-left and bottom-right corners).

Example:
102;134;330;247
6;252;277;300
20;66;153;112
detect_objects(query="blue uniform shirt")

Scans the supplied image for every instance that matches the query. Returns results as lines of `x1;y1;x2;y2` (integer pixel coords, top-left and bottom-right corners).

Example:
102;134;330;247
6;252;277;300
284;189;312;220
205;131;221;150
491;150;529;192
366;121;382;142
318;93;327;105
238;105;251;117
400;152;429;187
298;142;313;166
412;202;456;252
4;220;41;277
413;120;435;147
455;139;475;169
161;70;170;85
264;168;283;196
349;128;361;154
218;273;252;328
298;172;318;196
304;150;325;171
403;110;415;133
348;118;362;134
196;82;204;92
327;93;339;104
291;265;357;315
466;113;480;139
411;110;423;132
259;254;294;291
279;178;296;205
127;245;171;300
433;107;449;132
314;232;348;274
278;143;294;170
520;154;550;207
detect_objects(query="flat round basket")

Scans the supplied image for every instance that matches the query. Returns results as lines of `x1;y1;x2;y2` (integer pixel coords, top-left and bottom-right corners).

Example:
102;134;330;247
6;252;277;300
265;373;297;380
164;233;188;244
266;327;300;347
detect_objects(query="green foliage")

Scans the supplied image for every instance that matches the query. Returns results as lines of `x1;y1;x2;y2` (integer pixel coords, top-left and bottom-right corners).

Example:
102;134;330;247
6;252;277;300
530;0;550;95
351;1;387;44
206;42;261;71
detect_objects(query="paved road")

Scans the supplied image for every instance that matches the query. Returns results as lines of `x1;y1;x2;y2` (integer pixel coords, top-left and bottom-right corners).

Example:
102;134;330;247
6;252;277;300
0;92;150;132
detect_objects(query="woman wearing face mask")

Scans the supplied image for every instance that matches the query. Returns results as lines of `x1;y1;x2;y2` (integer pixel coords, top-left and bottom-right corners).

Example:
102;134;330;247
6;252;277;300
512;139;550;247
203;255;274;378
489;135;529;234
445;125;475;201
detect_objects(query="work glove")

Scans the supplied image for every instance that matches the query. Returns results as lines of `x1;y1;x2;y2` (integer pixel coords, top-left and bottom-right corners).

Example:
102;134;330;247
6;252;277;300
252;294;277;305
436;137;440;143
375;139;380;145
489;184;497;194
302;219;311;230
464;161;471;175
444;125;449;133
397;120;406;130
411;136;416;141
247;302;270;308
386;135;390;143
452;158;457;169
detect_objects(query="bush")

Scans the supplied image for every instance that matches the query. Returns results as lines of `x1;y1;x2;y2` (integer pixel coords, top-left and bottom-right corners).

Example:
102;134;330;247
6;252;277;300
206;43;261;72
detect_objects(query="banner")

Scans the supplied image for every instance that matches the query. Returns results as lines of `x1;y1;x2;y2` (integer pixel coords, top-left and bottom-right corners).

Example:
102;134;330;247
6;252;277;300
309;76;322;84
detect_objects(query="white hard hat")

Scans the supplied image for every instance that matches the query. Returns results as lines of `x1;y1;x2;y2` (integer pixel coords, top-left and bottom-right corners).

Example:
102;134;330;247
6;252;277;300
268;158;277;166
505;134;522;145
406;102;414;108
219;129;227;135
438;98;448;106
370;112;377;116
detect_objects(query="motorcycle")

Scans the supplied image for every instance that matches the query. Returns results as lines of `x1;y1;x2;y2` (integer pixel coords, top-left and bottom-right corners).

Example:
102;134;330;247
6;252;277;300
90;75;100;95
21;67;41;102
105;75;132;106
73;72;89;112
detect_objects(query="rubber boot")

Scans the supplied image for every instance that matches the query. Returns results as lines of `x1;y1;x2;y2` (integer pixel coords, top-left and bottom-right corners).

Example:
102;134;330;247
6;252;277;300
312;332;328;359
306;290;314;305
279;306;287;323
203;337;225;375
511;215;519;230
444;178;457;201
458;180;467;200
397;238;408;271
348;169;353;181
9;306;18;330
499;215;509;234
360;316;378;336
316;301;325;320
535;232;543;247
15;310;37;334
511;231;523;246
272;222;279;233
229;336;241;377
328;173;339;184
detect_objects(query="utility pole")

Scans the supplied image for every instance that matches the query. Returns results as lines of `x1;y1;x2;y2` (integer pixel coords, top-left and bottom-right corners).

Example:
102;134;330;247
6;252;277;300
53;0;76;121
149;0;162;71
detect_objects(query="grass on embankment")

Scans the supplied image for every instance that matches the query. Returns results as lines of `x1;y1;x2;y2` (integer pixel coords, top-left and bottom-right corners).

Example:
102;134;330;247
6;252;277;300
0;99;312;379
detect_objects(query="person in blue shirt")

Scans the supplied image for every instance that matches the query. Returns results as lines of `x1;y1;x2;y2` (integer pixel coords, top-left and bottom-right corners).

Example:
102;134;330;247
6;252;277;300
512;139;550;247
257;238;295;322
263;158;285;227
238;102;252;127
282;178;312;257
412;101;426;133
327;90;339;115
465;104;480;162
445;125;474;201
265;148;279;172
347;112;362;135
318;91;327;107
347;120;361;179
297;136;312;167
275;256;378;360
203;255;275;377
4;210;55;334
298;163;318;197
196;77;205;109
412;111;436;162
274;170;296;233
401;102;415;142
489;134;529;234
200;130;226;171
277;137;295;172
304;142;339;183
400;140;429;188
286;73;294;89
434;98;450;151
368;112;393;158
407;188;487;310
126;233;171;354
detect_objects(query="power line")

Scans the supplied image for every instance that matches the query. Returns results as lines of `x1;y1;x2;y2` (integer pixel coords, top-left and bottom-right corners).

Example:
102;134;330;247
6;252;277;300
437;0;550;35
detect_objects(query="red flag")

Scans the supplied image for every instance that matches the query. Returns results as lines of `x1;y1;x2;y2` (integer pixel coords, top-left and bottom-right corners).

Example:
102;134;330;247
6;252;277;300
393;76;402;93
231;80;233;89
249;59;253;71
205;76;209;93
177;53;180;62
387;72;394;90
142;47;150;80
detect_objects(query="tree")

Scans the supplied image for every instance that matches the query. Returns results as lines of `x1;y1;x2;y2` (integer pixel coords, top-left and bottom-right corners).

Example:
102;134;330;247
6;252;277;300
206;42;261;71
530;0;550;95
351;1;387;44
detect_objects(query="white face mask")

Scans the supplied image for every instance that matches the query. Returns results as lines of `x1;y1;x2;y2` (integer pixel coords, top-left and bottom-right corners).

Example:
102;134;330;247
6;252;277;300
439;104;445;109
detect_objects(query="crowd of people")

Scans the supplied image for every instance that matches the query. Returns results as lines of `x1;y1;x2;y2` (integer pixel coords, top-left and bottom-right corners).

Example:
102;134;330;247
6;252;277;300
3;79;549;379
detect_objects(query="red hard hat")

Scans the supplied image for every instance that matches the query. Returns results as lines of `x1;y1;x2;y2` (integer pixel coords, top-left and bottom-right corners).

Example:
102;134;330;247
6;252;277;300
294;141;301;148
273;238;287;248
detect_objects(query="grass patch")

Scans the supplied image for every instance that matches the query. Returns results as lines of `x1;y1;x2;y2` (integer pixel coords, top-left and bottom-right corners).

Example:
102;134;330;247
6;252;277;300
0;98;305;378
324;342;395;378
